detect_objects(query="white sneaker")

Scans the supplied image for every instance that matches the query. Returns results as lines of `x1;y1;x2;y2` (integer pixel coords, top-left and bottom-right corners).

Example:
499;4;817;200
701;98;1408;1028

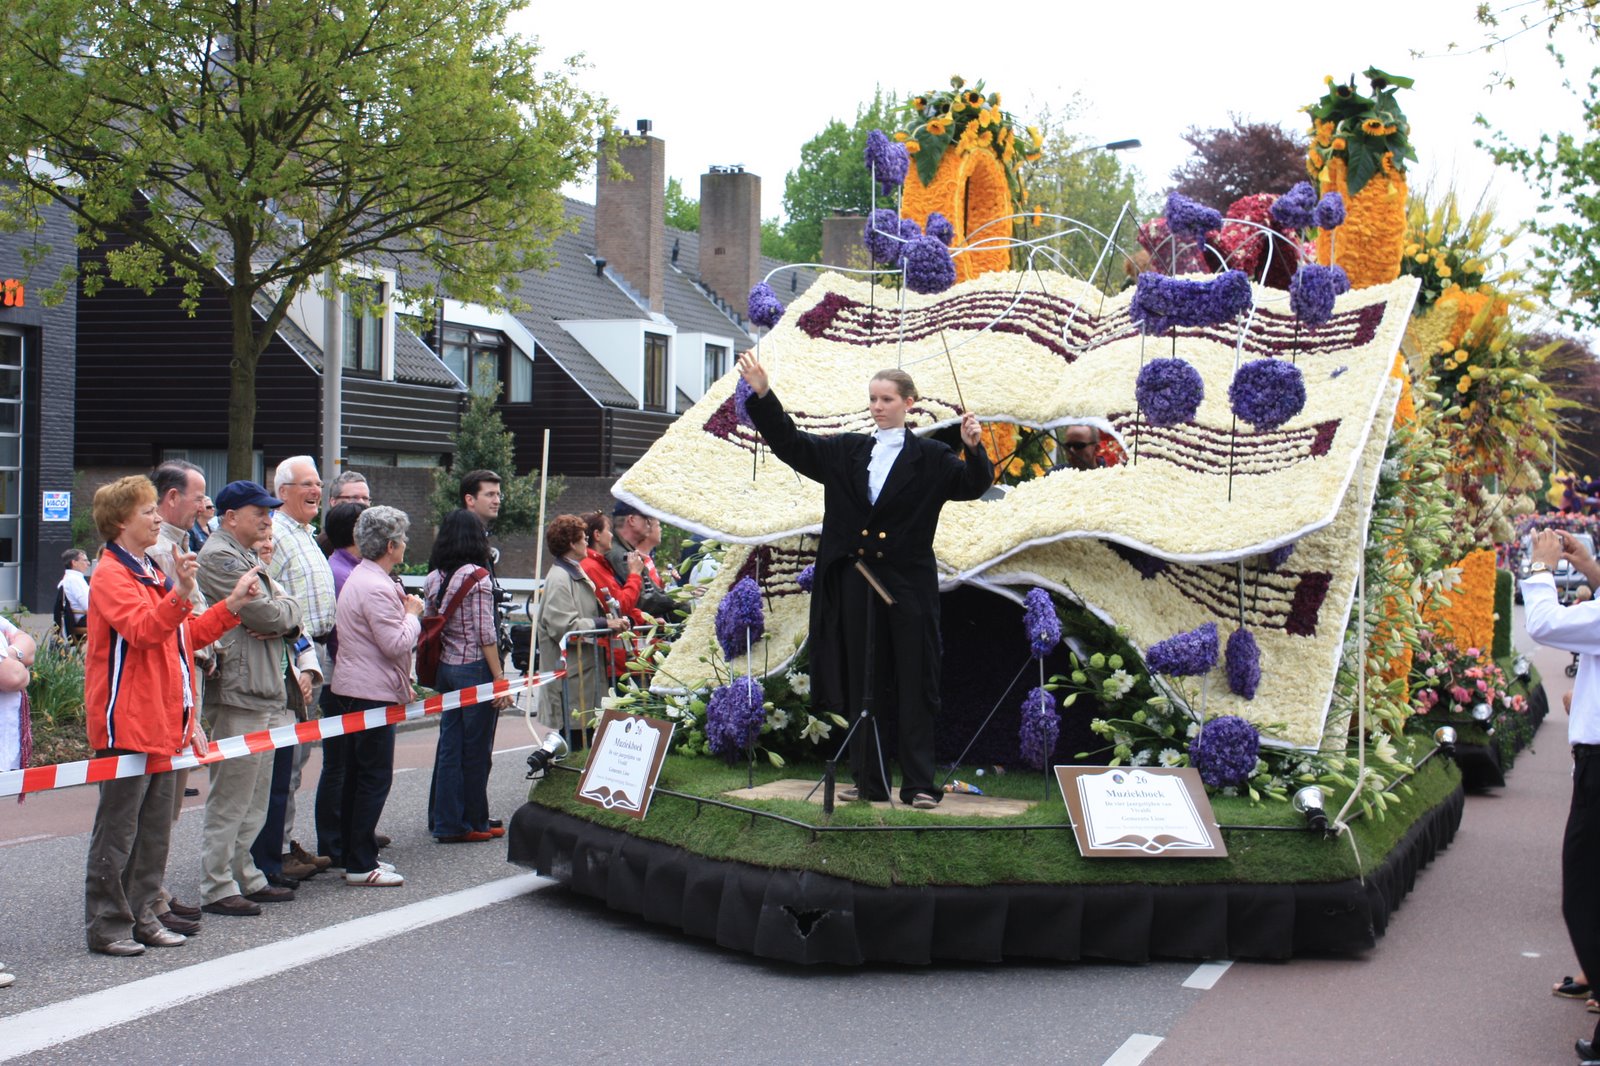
0;972;13;989
345;868;404;887
377;859;395;873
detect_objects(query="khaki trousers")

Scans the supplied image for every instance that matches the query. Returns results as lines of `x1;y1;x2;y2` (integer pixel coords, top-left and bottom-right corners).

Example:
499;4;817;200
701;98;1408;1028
199;703;283;904
84;758;177;949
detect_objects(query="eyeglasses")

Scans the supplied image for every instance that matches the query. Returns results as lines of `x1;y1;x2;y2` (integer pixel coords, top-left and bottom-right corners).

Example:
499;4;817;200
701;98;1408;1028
289;480;323;490
1064;441;1094;451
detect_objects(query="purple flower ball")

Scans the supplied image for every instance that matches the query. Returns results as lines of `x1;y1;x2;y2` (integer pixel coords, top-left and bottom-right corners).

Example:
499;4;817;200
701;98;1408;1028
899;217;922;243
864;208;902;266
1129;270;1253;335
1289;264;1343;327
1165;190;1223;245
733;377;754;427
1329;264;1351;295
901;234;957;294
747;282;784;328
1023;587;1060;659
714;576;765;659
1313;192;1346;230
1225;627;1261;700
795;563;815;592
1229;358;1306;431
1269;181;1317;230
1145;621;1219;677
706;676;767;761
864;129;909;195
926;212;954;246
1188;715;1260;789
1135;358;1205;426
1018;685;1060;770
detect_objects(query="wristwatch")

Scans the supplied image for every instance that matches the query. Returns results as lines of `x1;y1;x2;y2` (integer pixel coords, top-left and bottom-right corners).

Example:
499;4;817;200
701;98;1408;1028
1528;561;1552;575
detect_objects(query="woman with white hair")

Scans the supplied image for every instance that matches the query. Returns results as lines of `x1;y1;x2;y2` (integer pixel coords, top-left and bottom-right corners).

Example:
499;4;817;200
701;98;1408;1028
329;506;423;887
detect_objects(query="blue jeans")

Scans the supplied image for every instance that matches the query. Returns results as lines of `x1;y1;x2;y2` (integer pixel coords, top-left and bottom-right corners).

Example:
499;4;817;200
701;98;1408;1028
249;746;294;877
428;658;498;837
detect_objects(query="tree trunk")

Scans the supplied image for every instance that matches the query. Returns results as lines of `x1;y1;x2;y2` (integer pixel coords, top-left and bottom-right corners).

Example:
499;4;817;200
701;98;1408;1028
227;286;263;482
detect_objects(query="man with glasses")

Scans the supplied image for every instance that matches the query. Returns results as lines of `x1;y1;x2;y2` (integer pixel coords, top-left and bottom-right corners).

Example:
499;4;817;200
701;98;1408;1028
607;502;676;619
327;471;371;508
1054;424;1105;472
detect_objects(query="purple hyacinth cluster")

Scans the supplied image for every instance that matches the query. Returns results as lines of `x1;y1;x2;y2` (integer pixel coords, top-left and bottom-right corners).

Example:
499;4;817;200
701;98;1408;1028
714;576;765;659
1225;627;1261;700
1313;192;1346;230
1145;621;1219;677
1164;191;1223;245
863;130;910;195
1263;541;1296;570
795;563;815;592
899;217;922;242
706;676;767;760
1269;181;1318;230
1135;358;1205;426
902;235;957;294
1023;587;1060;659
1129;270;1253;336
1188;715;1261;788
1018;685;1060;770
748;282;784;328
864;208;902;266
926;212;954;246
1288;263;1350;327
732;377;755;427
1229;358;1307;431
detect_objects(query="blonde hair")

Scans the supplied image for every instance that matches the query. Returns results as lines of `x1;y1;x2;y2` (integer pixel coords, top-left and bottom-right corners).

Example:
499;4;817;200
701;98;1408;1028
870;368;917;401
93;476;157;541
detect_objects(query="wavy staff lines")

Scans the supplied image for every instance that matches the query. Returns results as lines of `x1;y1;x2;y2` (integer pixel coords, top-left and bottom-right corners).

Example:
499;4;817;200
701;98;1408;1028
1105;412;1340;478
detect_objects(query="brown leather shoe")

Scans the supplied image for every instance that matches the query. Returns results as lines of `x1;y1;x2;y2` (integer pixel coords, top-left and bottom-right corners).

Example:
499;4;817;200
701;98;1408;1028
245;885;295;903
92;939;145;957
166;898;202;919
201;894;262;917
289;840;332;871
280;857;318;880
135;928;187;948
375;832;392;849
158;911;201;935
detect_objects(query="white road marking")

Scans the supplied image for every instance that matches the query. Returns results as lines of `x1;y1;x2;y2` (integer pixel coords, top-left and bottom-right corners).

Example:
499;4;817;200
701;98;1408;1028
0;871;551;1062
0;833;50;848
393;766;419;774
1182;959;1233;989
1104;1033;1163;1066
494;743;536;755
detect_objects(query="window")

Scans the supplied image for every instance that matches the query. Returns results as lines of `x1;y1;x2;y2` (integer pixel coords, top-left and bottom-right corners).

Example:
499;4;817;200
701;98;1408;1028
341;280;383;374
704;344;728;392
644;332;669;411
439;325;526;402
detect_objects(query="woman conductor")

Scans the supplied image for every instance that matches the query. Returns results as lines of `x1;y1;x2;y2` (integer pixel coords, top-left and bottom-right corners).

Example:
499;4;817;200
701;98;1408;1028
737;351;992;808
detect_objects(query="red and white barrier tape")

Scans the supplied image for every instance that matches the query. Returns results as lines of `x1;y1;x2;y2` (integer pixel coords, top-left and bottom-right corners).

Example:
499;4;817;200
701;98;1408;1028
0;671;565;798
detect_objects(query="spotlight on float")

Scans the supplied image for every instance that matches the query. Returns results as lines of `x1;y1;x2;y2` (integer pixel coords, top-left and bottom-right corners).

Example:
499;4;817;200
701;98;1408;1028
1292;785;1329;834
1471;702;1493;722
1433;725;1457;760
1513;656;1530;680
525;730;569;789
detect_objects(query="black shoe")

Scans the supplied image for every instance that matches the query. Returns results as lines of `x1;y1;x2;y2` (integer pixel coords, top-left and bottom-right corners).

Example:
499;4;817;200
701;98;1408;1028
265;872;301;890
1577;1037;1598;1061
183;787;200;797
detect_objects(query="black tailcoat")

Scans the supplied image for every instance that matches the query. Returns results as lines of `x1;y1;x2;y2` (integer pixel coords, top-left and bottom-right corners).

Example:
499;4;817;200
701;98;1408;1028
746;389;993;799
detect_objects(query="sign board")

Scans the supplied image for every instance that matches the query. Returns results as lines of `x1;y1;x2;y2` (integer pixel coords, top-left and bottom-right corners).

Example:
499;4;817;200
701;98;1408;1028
1056;766;1227;858
41;491;69;522
574;710;675;820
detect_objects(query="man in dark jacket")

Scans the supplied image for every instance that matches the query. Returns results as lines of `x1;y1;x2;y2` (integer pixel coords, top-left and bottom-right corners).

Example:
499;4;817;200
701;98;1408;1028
607;501;677;619
736;352;992;808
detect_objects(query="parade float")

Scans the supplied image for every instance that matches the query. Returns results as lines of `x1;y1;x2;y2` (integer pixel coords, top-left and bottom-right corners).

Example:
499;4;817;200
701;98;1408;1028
510;71;1551;965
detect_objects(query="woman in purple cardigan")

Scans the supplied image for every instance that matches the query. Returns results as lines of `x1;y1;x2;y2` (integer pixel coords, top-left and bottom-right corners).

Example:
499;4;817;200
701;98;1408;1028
330;506;423;887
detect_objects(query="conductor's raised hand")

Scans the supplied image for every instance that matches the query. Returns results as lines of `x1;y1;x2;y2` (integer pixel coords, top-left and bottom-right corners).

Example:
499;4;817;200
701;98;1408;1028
959;411;983;449
736;350;769;397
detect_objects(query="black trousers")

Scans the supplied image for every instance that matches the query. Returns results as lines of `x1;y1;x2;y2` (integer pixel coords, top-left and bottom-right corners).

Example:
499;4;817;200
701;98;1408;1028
836;564;939;804
1566;750;1600;1045
314;687;348;862
331;695;395;875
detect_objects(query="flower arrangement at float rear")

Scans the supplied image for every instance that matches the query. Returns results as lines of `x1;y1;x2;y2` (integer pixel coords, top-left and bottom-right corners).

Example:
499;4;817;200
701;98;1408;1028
1410;633;1527;718
1399;189;1524;314
892;75;1038;212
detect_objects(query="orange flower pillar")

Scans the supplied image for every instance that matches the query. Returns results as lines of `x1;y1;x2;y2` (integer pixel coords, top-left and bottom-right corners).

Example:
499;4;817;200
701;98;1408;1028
901;150;1013;283
1421;548;1498;654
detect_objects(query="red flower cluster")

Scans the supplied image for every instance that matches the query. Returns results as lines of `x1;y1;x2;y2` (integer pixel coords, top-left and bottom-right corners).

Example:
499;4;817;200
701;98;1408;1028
1411;634;1527;717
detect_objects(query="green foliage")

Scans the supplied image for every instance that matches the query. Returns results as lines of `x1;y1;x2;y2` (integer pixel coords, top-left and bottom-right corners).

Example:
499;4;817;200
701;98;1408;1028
1493;568;1514;659
759;217;803;263
27;636;88;766
778;89;899;262
664;177;699;232
429;388;562;537
0;0;614;480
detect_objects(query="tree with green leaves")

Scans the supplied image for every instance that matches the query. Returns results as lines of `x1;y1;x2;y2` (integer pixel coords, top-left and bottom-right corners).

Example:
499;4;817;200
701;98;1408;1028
0;0;612;480
778;89;899;262
429;388;558;536
665;177;700;232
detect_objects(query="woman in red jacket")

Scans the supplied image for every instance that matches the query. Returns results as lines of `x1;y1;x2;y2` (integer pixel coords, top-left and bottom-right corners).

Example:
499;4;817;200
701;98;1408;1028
579;511;646;675
83;475;258;957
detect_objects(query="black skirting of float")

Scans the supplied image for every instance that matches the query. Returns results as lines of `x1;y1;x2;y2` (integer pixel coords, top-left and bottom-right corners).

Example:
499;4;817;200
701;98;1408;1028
507;785;1464;966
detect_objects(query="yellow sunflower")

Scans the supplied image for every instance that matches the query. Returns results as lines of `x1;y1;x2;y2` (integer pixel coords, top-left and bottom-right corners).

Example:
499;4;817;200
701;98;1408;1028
1361;118;1386;135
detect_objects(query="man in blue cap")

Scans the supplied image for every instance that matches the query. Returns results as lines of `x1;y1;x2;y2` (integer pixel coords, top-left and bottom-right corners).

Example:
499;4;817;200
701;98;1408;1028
195;481;305;916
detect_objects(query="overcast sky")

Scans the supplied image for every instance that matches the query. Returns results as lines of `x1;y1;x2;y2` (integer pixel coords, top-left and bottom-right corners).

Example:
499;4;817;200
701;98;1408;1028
511;0;1596;328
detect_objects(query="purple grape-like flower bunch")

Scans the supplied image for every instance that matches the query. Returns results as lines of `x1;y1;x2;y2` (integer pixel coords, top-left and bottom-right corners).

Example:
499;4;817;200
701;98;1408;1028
925;212;954;247
1269;181;1318;230
706;675;767;760
747;282;784;328
1229;358;1307;431
1023;587;1060;659
1262;541;1296;570
1187;714;1261;789
1129;270;1253;336
1288;263;1351;327
1017;685;1060;770
1145;621;1219;676
714;576;765;659
1164;191;1223;246
733;377;755;428
864;208;902;266
1224;628;1261;700
795;563;815;592
863;129;909;196
902;233;957;294
1135;358;1205;426
1313;191;1345;230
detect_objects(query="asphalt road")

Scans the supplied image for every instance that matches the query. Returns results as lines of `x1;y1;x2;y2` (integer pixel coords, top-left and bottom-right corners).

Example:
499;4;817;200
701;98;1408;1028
0;607;1583;1064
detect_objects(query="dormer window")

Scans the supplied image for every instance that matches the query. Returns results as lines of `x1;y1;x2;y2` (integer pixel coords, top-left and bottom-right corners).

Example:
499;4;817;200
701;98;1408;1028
644;332;669;411
439;324;529;402
341;280;383;375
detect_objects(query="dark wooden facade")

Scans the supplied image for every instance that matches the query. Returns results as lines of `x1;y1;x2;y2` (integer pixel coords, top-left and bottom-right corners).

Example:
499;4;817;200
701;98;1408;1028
507;356;606;477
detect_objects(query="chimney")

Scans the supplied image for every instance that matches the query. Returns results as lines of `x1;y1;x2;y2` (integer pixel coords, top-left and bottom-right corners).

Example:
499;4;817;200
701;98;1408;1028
822;213;869;271
596;132;666;312
698;166;761;307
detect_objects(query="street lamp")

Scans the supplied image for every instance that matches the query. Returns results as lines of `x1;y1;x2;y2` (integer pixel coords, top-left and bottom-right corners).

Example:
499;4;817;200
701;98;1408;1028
1068;138;1142;158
